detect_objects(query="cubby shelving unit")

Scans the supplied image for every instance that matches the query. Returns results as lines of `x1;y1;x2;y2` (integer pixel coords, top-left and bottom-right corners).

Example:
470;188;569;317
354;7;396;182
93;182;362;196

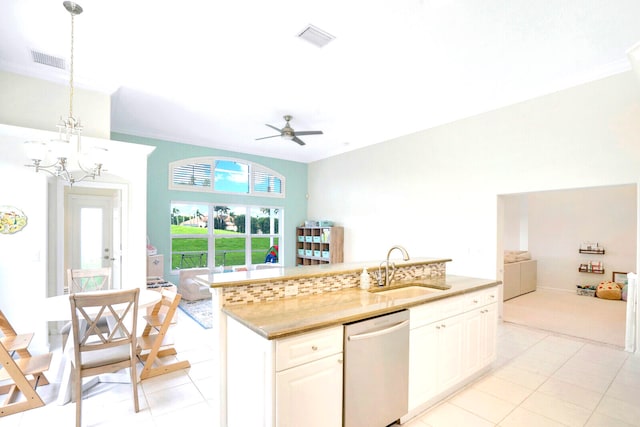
295;226;344;266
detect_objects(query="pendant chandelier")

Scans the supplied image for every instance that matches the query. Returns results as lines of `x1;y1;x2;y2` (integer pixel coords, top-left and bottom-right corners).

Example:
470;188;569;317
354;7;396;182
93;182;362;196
24;1;106;185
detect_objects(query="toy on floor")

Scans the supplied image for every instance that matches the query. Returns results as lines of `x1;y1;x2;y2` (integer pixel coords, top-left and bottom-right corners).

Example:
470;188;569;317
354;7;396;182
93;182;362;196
595;281;623;300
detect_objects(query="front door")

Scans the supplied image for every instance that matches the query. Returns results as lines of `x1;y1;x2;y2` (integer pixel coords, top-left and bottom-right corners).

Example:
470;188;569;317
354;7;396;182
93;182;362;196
65;189;121;292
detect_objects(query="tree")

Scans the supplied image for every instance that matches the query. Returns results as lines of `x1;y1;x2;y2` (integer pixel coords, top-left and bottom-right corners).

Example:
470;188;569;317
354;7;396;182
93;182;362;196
194;209;207;227
213;206;230;230
171;207;180;225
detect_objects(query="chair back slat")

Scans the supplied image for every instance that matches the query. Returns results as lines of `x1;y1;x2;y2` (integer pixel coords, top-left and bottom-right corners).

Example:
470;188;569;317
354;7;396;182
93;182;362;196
67;268;112;293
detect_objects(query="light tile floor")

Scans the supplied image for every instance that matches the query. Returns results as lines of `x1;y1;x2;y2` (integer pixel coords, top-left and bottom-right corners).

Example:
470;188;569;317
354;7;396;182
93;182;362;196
2;310;639;427
404;323;640;427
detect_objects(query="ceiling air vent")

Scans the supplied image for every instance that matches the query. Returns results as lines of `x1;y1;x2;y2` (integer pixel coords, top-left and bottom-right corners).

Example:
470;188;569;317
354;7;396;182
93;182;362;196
297;24;335;48
30;49;66;70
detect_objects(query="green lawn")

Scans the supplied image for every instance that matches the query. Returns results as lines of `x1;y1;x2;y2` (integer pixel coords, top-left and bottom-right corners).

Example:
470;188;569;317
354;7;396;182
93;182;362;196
170;225;278;269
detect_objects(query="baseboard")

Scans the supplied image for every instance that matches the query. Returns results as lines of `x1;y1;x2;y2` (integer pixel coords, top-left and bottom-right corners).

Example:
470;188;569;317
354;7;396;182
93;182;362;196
399;364;492;424
536;286;574;293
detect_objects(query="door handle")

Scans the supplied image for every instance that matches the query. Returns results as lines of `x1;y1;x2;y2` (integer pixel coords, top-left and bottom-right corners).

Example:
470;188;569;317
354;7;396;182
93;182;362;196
347;320;409;341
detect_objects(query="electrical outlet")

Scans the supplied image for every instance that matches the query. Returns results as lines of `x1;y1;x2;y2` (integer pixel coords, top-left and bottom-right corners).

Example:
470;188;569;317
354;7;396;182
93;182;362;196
284;284;299;296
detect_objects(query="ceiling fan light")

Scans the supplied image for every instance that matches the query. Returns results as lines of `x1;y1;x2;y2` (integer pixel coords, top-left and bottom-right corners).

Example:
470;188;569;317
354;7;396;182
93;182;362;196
282;133;294;140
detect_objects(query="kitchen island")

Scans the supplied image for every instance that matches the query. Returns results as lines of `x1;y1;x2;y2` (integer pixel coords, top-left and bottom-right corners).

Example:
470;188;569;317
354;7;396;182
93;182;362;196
194;259;501;426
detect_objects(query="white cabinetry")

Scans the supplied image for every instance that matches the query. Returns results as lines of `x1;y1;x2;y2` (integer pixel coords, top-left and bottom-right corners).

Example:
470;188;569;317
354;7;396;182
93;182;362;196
463;293;498;375
226;318;343;427
276;354;343;427
433;313;466;391
405;286;498;421
275;326;343;427
503;260;537;301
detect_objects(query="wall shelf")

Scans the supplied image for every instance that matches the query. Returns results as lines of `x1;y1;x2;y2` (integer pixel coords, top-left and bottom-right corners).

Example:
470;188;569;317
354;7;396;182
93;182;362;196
578;264;604;274
579;249;605;255
578;244;604;274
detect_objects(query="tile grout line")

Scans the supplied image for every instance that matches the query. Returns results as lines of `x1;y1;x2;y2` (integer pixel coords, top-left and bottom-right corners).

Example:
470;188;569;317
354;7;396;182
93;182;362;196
580;350;630;427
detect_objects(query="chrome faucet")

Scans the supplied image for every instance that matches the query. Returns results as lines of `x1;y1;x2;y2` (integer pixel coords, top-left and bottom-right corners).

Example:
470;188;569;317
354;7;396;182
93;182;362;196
378;245;410;287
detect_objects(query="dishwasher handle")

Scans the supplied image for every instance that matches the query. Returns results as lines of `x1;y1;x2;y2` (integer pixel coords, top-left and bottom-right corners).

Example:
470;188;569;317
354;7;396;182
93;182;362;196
347;320;409;341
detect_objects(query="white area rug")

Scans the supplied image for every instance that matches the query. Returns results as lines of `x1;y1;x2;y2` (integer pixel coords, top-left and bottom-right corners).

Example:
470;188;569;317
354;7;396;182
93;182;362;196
503;288;627;347
178;297;213;329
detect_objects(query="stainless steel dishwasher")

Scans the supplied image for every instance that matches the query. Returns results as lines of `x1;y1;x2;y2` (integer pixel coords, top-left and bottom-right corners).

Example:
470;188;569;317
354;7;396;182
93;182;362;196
344;309;409;427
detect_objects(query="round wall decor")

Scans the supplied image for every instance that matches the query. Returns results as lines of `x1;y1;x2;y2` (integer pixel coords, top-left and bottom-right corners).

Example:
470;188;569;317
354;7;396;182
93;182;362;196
0;206;28;234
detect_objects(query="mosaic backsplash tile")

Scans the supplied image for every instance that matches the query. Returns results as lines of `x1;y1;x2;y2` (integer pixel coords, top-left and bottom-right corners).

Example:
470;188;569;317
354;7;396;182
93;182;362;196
222;262;447;306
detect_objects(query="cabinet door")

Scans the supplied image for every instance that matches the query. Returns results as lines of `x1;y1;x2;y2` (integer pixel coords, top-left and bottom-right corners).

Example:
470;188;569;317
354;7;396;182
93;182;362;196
437;314;465;392
462;309;483;376
480;303;498;366
408;323;439;411
276;354;343;427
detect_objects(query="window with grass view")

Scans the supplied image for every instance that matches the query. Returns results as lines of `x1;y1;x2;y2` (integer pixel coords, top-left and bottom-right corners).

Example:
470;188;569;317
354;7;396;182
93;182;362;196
170;203;281;271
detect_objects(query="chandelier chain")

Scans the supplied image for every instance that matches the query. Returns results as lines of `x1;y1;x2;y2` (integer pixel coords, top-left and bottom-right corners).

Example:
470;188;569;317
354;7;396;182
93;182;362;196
69;11;75;120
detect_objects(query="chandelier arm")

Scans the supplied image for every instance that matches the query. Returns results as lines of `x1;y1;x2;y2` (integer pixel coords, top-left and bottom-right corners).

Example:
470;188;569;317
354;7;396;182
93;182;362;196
25;162;58;177
77;161;101;179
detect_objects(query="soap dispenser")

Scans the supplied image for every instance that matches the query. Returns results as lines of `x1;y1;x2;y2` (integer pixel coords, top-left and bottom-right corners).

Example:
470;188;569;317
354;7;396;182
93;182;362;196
360;268;371;290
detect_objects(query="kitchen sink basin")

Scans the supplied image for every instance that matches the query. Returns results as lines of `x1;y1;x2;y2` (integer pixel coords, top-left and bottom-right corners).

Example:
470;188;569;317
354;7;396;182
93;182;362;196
371;285;442;299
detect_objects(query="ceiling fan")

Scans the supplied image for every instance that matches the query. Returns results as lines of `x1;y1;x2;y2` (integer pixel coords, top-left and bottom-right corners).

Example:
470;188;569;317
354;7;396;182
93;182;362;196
255;115;323;146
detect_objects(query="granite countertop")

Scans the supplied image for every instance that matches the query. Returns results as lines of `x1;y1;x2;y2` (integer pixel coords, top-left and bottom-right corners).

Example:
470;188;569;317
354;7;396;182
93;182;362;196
198;257;452;288
223;275;500;340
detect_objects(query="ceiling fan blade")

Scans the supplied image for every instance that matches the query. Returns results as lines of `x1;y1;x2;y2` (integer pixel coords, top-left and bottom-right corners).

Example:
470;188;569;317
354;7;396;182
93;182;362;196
265;124;282;133
294;130;323;136
255;135;281;140
292;136;306;146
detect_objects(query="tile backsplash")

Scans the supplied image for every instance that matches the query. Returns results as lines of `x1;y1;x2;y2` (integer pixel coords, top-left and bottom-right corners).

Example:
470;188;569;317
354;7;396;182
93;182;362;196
222;262;447;306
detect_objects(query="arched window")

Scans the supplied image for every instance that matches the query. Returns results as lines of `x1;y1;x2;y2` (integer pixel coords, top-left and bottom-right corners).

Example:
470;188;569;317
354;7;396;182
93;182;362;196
169;157;285;198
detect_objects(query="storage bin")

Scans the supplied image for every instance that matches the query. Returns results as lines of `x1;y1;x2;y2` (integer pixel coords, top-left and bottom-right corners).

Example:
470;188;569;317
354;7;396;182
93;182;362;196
298;249;304;256
313;250;321;257
322;251;330;258
297;236;304;242
576;285;596;296
312;236;321;243
305;250;313;256
305;236;313;242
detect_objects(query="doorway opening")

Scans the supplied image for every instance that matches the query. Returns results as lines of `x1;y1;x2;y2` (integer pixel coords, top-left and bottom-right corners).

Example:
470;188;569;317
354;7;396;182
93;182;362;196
498;183;637;348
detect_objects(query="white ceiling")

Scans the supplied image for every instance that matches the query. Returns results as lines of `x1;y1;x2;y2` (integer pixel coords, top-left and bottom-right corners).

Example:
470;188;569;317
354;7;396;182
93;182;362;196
2;0;640;163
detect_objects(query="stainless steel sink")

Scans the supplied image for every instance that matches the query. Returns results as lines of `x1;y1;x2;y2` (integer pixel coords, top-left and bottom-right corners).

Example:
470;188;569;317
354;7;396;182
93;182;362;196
371;285;441;299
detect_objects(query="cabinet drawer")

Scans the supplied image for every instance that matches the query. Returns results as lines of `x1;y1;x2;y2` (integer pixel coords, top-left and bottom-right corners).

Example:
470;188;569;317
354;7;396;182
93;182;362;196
410;294;466;329
481;286;499;305
276;326;343;371
464;286;498;309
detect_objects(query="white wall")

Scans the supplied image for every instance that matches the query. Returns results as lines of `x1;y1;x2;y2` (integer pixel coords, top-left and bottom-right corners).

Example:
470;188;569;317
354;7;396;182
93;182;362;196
503;195;527;251
0;163;49;351
308;71;640;281
0;124;153;352
0;70;110;139
504;185;637;292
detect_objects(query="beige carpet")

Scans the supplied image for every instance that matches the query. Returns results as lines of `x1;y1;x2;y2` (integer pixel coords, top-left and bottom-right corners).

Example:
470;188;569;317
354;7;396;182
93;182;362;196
503;288;627;347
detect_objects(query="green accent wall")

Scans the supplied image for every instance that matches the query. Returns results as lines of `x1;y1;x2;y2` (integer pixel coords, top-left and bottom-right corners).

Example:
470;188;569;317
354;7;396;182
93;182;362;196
111;132;308;278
